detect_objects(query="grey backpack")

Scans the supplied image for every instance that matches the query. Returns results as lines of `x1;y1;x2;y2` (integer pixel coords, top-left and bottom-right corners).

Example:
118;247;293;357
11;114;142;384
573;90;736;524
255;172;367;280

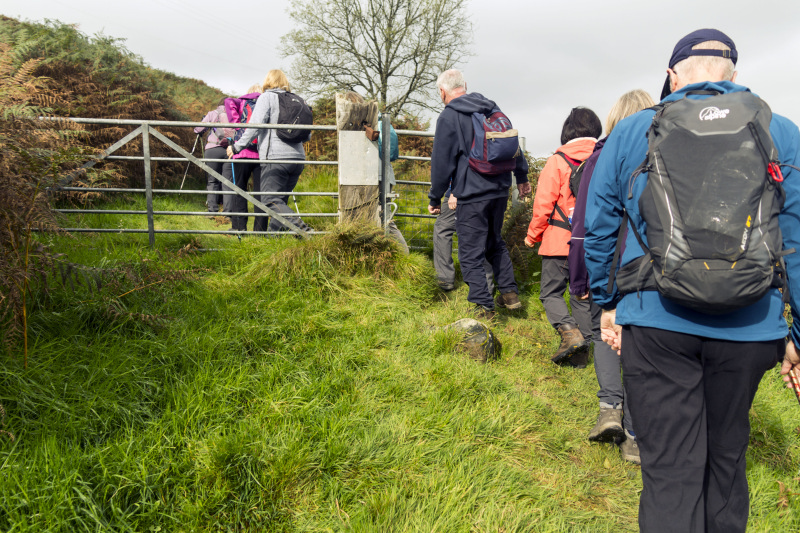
612;90;792;314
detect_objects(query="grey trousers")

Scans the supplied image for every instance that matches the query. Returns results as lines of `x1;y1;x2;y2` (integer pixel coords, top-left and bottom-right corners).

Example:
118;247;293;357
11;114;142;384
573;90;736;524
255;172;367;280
260;162;309;232
539;256;592;334
432;198;494;292
541;256;633;430
587;295;633;431
386;219;409;254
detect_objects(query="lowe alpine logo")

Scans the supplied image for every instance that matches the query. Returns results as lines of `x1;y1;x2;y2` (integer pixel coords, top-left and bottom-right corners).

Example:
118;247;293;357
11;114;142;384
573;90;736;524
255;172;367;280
699;107;731;121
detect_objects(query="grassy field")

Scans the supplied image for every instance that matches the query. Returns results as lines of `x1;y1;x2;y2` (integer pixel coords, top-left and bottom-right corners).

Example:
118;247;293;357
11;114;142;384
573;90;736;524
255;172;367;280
1;190;799;532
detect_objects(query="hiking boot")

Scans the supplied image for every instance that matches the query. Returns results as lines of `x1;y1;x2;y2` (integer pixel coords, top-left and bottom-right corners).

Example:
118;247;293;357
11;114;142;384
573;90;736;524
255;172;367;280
619;433;641;465
473;304;495;321
438;281;456;292
495;292;522;310
588;407;624;443
551;324;589;366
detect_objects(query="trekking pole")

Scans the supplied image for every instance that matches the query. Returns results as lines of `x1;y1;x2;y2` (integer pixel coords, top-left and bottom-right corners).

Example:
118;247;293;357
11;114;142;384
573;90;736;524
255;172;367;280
230;159;241;242
180;133;200;190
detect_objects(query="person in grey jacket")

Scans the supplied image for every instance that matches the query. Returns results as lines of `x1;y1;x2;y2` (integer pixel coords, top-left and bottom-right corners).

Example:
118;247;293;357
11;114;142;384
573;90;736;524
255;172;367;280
227;69;311;233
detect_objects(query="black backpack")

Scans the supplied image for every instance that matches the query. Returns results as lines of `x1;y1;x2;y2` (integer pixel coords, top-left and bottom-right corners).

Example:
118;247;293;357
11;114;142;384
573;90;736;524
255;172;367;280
547;152;587;232
275;91;313;143
611;90;793;314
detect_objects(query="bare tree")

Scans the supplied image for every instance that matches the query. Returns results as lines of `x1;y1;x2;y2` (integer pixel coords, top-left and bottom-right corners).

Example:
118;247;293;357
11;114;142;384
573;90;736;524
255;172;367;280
280;0;472;116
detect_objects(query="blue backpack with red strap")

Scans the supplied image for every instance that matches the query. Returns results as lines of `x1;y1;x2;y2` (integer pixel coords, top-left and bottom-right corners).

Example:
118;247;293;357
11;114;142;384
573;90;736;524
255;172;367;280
463;107;520;176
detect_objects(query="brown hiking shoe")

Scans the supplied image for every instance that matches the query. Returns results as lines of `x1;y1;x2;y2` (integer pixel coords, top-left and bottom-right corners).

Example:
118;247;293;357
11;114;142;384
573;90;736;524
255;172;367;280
495;292;522;310
551;324;589;365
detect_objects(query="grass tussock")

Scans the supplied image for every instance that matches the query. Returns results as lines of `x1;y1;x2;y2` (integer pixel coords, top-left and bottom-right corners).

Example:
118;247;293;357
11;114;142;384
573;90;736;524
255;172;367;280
246;221;437;296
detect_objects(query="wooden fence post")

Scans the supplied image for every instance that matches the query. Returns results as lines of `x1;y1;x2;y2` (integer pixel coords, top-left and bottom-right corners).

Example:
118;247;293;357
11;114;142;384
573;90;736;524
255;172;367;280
336;94;380;225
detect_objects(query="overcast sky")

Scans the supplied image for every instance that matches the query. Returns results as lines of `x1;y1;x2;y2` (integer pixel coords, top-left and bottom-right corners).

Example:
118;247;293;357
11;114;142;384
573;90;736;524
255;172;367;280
5;0;800;156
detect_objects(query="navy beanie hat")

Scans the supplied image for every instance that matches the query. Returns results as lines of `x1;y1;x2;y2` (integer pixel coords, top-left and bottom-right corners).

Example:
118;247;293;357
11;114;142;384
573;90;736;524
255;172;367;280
660;29;738;99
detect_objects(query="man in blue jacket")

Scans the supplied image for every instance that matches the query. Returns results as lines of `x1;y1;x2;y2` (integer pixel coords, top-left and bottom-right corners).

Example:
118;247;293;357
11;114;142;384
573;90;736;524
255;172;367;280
428;69;531;318
584;29;800;532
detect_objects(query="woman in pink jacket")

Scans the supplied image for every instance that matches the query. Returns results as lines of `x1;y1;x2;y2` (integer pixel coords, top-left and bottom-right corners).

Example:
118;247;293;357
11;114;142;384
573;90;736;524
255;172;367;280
525;107;601;367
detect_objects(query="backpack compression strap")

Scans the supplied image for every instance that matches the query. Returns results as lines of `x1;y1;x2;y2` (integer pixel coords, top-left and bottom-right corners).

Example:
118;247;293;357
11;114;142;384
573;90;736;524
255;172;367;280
606;210;652;295
546;152;580;231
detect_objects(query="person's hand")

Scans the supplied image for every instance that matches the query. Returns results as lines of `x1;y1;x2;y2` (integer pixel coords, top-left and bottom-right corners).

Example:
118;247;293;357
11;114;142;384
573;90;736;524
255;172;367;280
577;291;590;300
781;340;800;389
428;204;441;215
517;182;532;197
448;195;457;210
226;146;234;159
600;309;622;355
523;237;536;248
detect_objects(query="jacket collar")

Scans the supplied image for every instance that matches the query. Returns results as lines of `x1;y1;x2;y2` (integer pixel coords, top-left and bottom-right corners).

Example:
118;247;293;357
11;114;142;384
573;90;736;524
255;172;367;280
664;80;751;103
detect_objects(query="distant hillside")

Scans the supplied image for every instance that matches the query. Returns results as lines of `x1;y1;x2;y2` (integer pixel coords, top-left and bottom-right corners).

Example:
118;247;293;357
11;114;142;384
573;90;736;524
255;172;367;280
0;15;227;187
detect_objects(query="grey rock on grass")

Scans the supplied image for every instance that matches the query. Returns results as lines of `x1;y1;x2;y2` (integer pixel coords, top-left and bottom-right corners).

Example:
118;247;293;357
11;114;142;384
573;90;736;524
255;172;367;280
445;318;501;363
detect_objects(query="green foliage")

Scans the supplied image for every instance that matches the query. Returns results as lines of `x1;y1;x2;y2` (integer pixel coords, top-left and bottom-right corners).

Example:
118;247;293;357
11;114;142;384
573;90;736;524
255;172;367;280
0;15;227;189
1;210;799;531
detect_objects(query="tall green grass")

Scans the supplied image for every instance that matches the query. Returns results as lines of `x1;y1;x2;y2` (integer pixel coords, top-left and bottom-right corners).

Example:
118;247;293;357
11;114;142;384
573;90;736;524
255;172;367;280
1;198;799;532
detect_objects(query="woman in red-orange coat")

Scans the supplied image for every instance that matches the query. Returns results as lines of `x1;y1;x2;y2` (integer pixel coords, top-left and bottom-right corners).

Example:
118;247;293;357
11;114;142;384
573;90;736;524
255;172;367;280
525;107;601;367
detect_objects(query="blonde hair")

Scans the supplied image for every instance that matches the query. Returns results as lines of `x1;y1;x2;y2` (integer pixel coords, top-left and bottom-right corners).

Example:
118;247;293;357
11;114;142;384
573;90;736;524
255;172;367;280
261;70;290;92
246;83;262;94
605;89;656;134
673;41;736;83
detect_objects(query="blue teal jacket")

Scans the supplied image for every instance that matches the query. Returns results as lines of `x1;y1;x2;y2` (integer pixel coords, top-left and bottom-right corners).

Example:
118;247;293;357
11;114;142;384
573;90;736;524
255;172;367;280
584;81;800;343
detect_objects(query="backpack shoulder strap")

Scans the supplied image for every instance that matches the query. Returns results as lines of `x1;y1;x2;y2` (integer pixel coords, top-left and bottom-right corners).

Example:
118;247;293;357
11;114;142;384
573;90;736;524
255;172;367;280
556;151;579;170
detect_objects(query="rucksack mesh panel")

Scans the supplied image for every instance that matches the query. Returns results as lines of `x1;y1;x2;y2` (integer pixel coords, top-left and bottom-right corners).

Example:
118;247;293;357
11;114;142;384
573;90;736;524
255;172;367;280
657;127;765;261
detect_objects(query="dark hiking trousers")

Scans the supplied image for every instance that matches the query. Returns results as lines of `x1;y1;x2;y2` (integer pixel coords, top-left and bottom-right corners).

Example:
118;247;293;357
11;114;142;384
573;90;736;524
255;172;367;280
433;198;495;291
204;146;226;212
455;197;517;309
222;159;260;231
621;325;781;533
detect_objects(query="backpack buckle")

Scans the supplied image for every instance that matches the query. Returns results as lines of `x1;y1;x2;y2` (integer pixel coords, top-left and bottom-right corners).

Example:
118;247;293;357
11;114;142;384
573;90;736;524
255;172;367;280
768;162;784;183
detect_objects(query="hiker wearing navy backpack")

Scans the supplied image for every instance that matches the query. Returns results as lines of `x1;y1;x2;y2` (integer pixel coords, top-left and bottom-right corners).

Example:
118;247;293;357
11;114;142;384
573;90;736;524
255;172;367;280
525;108;601;368
569;90;655;466
194;97;229;214
227;70;313;234
584;29;800;533
428;69;530;319
222;86;262;232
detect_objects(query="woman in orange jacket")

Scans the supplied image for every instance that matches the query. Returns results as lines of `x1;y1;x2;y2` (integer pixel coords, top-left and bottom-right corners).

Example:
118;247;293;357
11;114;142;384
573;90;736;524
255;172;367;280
525;107;601;366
